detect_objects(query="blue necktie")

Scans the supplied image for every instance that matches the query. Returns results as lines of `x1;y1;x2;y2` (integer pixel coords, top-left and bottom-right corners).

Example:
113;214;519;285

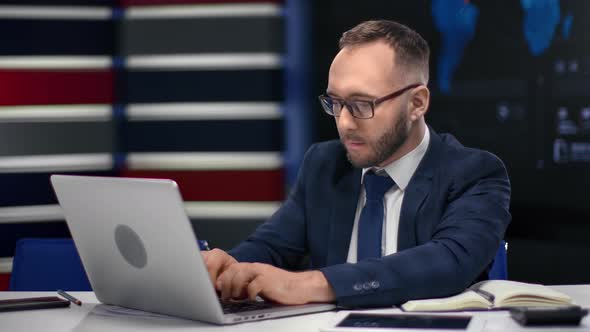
357;171;395;261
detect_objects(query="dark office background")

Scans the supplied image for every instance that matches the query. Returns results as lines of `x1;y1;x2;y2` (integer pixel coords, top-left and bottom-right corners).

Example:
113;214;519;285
0;0;589;288
310;0;590;284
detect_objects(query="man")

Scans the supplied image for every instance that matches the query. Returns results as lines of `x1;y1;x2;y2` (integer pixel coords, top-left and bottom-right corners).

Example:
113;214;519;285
203;20;511;308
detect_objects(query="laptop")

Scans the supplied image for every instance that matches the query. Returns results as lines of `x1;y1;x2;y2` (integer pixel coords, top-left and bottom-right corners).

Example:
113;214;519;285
50;175;336;324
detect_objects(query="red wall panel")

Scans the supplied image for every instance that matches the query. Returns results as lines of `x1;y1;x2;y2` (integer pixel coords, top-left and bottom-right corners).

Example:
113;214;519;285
121;169;285;201
0;70;114;106
0;273;10;291
121;0;281;6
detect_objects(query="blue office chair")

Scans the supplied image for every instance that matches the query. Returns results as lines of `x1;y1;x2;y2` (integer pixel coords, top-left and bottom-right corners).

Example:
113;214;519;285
9;238;212;291
488;240;508;280
9;238;91;291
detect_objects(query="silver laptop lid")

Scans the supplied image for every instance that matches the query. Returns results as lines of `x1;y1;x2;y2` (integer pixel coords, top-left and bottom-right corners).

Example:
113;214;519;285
50;175;225;323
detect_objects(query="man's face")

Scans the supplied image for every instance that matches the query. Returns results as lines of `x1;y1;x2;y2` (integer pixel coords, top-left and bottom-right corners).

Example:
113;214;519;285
327;41;412;168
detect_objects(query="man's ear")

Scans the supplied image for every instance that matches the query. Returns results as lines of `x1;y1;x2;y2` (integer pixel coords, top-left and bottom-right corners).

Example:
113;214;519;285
408;86;430;121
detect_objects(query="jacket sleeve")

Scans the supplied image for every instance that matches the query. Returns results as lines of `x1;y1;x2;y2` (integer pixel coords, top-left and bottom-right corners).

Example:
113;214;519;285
228;144;317;270
319;152;511;308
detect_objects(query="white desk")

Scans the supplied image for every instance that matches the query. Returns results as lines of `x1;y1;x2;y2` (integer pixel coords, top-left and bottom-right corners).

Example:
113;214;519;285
2;285;590;332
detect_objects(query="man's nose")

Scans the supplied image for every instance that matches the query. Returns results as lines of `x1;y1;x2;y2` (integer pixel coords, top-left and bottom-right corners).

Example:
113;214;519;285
336;105;357;130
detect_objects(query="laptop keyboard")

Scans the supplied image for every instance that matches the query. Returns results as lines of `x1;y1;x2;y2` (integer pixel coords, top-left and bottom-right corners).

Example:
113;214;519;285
221;300;278;314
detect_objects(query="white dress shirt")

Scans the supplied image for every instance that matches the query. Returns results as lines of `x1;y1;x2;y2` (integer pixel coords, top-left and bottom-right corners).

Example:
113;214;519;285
346;128;430;263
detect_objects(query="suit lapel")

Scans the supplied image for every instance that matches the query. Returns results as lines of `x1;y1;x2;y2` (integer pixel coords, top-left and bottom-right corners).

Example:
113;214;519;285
326;167;361;266
397;127;440;251
398;174;431;250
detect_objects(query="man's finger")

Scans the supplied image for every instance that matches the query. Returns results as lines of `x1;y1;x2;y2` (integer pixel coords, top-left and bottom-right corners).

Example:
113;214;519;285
247;277;264;301
218;264;242;301
217;269;232;300
231;266;257;299
203;252;222;284
204;249;236;285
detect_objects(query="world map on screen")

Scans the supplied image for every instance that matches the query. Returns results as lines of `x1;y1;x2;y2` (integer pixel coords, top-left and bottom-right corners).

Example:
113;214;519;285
432;0;574;93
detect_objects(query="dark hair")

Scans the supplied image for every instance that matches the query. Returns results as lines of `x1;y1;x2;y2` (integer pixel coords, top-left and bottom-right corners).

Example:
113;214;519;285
339;20;430;83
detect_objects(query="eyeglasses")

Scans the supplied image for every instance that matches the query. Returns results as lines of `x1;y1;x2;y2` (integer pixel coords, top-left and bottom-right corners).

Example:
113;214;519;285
318;83;422;119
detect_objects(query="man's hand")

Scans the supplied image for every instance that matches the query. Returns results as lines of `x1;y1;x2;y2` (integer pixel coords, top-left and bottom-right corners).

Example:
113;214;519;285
201;248;238;284
216;262;336;305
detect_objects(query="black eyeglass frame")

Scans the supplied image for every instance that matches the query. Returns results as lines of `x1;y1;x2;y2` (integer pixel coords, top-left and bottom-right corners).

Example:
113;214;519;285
318;83;422;119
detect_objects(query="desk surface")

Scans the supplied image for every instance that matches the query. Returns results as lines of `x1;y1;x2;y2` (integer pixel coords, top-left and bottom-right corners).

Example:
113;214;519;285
2;285;590;332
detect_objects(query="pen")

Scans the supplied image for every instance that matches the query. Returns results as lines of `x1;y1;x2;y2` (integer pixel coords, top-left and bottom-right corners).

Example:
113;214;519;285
57;290;82;306
473;289;496;304
198;239;211;251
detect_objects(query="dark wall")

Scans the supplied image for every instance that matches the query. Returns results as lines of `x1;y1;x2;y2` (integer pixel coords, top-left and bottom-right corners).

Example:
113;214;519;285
310;0;590;284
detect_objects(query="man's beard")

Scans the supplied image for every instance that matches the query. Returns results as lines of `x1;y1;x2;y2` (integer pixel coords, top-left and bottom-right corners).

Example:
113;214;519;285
344;113;410;168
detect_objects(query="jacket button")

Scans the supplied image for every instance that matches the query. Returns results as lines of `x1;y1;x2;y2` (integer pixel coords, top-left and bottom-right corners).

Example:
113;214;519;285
371;281;380;289
353;283;363;291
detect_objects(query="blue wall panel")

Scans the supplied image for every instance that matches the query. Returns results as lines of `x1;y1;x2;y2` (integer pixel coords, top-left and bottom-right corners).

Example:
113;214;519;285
125;120;283;152
121;70;284;103
0;20;115;55
0;171;118;206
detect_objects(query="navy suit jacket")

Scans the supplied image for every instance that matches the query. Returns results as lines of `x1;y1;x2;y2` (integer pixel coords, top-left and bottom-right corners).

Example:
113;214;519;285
229;128;511;308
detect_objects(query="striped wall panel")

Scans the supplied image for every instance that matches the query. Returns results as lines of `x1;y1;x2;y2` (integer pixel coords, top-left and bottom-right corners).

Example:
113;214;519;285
0;3;119;289
120;2;285;207
0;1;287;289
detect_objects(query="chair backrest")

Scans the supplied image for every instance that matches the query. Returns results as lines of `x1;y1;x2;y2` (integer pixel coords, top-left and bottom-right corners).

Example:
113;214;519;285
488;240;508;280
9;238;91;291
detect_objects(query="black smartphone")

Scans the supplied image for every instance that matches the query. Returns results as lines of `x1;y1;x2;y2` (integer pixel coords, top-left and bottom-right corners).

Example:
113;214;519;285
335;313;475;330
510;306;589;326
0;296;70;312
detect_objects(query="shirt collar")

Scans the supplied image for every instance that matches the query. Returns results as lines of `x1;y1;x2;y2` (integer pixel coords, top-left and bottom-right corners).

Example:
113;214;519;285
361;127;430;191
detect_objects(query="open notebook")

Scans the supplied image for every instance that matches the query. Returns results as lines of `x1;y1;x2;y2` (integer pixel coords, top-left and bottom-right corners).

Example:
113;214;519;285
401;280;573;312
